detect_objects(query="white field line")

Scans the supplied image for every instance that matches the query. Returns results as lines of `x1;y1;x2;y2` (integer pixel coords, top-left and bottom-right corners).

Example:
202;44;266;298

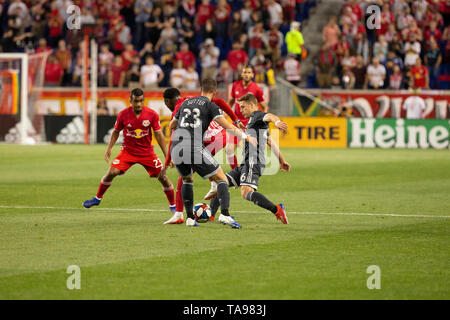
0;205;449;219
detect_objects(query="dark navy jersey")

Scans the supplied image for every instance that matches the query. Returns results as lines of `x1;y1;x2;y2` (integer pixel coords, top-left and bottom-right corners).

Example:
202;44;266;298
243;110;269;166
173;96;223;148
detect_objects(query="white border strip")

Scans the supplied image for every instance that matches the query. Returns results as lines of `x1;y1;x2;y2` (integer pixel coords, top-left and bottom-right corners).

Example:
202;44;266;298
0;205;448;219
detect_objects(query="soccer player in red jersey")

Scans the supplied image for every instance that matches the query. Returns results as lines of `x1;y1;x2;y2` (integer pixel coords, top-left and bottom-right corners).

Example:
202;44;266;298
83;88;175;211
227;65;269;169
161;87;245;224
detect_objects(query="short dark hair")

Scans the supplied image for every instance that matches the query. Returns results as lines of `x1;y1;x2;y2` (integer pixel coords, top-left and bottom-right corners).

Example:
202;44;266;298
130;88;144;99
238;93;258;105
163;87;181;99
201;78;217;94
241;64;254;73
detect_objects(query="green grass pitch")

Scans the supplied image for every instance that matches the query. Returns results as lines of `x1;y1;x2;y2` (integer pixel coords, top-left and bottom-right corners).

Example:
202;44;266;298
0;145;449;299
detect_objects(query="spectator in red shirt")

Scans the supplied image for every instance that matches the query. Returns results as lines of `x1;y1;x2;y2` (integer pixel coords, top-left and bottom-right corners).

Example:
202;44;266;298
175;42;196;69
48;3;63;47
344;0;363;22
35;38;52;54
248;20;265;59
45;55;64;87
333;35;350;65
227;41;249;73
196;0;215;40
55;39;72;86
121;43;138;72
410;57;429;89
440;0;450;27
109;55;125;88
266;23;284;64
378;3;394;36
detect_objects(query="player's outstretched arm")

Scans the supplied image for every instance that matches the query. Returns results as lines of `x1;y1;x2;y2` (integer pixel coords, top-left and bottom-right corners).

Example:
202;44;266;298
212;98;245;130
263;113;288;133
105;130;120;163
267;136;290;172
214;116;257;147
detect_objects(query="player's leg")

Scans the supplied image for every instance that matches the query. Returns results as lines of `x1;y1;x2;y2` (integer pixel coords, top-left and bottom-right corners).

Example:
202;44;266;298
225;132;239;169
240;168;288;224
83;153;130;208
181;174;197;227
164;175;185;224
203;131;227;200
194;148;240;229
209;166;240;217
156;172;176;212
141;155;176;212
210;169;241;229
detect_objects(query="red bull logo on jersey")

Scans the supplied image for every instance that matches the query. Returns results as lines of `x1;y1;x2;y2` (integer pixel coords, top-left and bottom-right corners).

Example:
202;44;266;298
126;128;149;139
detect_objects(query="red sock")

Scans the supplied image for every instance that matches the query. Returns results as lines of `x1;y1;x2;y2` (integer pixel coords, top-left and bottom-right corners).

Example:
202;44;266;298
227;154;238;169
96;178;112;199
175;175;184;212
163;185;175;206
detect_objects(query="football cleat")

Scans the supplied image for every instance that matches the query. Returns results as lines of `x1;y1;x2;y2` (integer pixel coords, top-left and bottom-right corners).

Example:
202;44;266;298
163;211;184;225
208;215;215;222
218;214;241;229
82;197;101;208
275;203;288;224
186;217;199;227
203;181;218;200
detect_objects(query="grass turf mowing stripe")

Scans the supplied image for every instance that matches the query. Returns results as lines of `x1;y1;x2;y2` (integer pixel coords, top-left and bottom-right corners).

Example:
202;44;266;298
0;205;449;219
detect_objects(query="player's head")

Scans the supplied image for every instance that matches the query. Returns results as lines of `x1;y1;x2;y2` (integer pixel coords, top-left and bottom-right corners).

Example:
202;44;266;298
130;88;145;114
238;93;258;118
240;65;254;83
201;78;217;98
163;87;181;111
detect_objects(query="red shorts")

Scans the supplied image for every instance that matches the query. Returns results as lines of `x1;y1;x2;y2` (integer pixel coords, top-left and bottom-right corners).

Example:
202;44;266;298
111;149;162;177
204;130;227;156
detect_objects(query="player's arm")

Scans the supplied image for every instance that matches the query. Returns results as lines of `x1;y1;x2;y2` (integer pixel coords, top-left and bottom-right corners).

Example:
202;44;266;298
214;116;257;146
212;98;246;130
263;113;288;132
228;97;235;110
105;129;120;163
267;136;290;172
169;118;178;132
154;129;168;159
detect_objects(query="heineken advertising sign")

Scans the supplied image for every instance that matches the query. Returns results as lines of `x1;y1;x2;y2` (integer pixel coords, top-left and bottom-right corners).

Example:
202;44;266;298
349;118;450;149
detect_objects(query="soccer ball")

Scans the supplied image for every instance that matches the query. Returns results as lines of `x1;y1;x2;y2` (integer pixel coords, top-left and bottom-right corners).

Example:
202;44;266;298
194;203;212;223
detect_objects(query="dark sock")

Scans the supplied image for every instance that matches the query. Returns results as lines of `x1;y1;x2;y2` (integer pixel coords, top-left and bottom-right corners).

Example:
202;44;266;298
216;180;230;216
210;196;220;216
245;191;277;214
181;181;194;219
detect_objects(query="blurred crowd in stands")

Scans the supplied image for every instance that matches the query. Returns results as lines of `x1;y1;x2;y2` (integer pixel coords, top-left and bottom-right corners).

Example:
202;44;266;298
0;0;316;88
1;0;448;90
314;0;450;90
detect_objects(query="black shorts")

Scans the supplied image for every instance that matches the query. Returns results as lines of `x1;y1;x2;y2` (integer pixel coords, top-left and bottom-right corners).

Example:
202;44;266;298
226;163;263;190
171;144;220;179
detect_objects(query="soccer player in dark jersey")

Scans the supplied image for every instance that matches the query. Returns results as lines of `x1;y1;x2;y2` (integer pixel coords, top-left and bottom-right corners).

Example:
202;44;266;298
227;65;269;169
82;88;175;211
162;87;245;224
210;93;290;224
169;79;256;228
